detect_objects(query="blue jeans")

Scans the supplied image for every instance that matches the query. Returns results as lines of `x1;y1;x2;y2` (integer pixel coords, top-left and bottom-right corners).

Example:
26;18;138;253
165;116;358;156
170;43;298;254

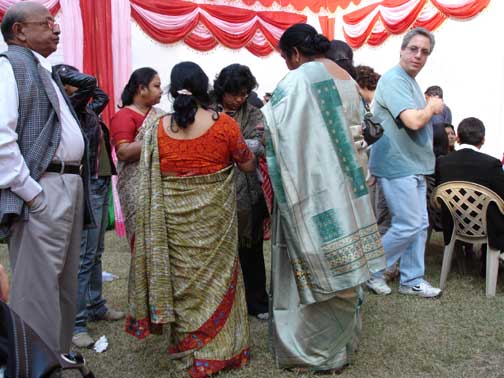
74;177;110;334
372;175;429;286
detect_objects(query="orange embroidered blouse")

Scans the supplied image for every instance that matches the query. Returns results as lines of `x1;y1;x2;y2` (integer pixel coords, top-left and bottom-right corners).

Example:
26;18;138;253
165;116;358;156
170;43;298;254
158;113;253;176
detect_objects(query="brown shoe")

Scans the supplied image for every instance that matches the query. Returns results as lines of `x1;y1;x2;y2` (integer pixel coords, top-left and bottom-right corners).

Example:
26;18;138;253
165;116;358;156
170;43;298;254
96;308;125;321
72;332;95;348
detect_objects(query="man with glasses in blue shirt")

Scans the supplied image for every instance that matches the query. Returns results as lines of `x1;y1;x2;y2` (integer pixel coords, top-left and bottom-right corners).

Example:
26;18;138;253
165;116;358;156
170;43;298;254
367;27;444;297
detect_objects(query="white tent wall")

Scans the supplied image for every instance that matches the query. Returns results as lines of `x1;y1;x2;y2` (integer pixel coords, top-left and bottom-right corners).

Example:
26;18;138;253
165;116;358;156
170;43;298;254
348;1;504;159
1;1;501;158
131;1;502;158
130;12;322;112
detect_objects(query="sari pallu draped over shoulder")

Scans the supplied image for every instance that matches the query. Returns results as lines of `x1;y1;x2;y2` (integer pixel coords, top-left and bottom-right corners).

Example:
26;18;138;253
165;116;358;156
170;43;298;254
263;62;385;301
125;115;250;378
263;61;385;370
116;107;165;247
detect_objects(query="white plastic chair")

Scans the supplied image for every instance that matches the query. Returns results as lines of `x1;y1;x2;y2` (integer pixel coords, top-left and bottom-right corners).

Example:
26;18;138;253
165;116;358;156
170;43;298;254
432;181;504;297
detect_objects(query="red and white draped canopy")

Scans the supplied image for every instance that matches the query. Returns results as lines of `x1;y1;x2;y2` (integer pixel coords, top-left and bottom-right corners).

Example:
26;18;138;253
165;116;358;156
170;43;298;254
342;0;490;48
239;0;361;12
130;0;306;57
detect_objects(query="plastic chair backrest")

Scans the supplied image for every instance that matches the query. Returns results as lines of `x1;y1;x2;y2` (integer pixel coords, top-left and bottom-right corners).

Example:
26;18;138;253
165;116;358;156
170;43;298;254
432;181;504;241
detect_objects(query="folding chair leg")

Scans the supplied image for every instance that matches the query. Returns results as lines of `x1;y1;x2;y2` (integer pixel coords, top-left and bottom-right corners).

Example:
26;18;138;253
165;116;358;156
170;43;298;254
486;247;500;297
440;235;457;290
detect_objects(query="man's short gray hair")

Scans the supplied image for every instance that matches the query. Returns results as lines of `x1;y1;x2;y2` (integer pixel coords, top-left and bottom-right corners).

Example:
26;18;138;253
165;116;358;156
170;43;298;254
1;2;47;43
401;27;435;54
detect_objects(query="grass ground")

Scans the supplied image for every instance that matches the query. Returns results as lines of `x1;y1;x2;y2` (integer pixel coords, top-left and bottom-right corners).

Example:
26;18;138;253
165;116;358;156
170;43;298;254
1;232;504;378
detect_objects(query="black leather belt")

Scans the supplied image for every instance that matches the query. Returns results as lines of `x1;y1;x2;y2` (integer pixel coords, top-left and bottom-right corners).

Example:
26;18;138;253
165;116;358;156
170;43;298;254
46;162;83;175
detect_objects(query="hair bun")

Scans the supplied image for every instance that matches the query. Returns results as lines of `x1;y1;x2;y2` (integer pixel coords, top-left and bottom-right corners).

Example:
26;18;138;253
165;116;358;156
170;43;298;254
311;34;331;53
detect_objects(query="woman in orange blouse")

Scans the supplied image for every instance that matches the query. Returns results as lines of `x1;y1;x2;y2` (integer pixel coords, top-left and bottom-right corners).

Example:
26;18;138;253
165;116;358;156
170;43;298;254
126;62;254;378
110;67;163;246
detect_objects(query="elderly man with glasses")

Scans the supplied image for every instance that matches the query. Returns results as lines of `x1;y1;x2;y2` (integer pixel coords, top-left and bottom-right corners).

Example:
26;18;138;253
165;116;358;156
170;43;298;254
366;27;444;298
0;2;93;354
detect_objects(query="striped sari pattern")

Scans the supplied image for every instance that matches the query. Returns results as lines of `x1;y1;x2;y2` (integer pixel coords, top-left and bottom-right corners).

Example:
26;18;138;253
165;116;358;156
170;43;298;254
126;117;250;377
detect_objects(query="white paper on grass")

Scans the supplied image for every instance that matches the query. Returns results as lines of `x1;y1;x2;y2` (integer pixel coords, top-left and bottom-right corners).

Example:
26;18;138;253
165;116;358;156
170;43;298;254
93;335;108;353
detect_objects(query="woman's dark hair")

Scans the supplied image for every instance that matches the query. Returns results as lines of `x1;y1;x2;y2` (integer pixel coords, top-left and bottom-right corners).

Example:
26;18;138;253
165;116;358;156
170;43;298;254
457;117;485;146
279;23;330;59
325;40;356;79
433;124;449;158
212;64;258;105
443;123;455;133
119;67;158;107
355;65;380;91
169;61;213;129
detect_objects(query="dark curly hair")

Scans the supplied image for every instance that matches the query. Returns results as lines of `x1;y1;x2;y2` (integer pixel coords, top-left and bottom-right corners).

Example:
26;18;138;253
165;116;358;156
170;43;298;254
212;64;258;105
279;23;330;59
355;65;381;91
169;61;215;129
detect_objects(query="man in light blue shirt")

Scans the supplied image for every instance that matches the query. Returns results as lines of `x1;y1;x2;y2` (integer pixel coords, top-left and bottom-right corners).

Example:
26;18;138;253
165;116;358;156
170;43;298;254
367;27;444;298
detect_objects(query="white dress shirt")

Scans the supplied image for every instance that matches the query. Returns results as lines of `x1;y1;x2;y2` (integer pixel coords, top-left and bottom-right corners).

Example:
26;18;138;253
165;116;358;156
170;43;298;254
457;144;480;152
0;50;84;202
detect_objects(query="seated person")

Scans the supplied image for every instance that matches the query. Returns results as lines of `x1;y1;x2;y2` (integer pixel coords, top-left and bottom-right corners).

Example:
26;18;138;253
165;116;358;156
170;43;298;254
436;118;504;270
443;123;456;152
427;124;450;231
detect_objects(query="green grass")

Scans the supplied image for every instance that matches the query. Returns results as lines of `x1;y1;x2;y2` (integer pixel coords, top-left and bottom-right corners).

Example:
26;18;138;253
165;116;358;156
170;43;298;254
1;232;504;377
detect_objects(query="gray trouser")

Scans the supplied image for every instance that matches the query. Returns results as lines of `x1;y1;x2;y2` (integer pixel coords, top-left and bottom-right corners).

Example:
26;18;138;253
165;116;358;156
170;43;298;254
8;172;84;354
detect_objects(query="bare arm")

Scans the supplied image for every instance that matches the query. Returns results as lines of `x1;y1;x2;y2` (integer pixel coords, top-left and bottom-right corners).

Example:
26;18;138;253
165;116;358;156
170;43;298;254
237;157;256;173
399;96;444;131
116;141;142;162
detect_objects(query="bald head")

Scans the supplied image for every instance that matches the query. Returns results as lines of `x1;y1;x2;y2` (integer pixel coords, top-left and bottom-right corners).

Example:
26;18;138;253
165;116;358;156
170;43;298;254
1;2;59;57
2;2;48;42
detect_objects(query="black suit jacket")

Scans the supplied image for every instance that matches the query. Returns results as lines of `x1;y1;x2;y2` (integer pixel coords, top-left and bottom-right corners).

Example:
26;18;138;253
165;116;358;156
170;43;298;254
435;148;504;250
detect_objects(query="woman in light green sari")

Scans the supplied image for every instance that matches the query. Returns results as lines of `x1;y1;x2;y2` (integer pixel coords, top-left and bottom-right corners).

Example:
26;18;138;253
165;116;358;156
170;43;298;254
263;24;386;373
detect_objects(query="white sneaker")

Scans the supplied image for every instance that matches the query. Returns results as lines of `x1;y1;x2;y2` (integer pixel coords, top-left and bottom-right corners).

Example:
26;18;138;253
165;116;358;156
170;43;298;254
398;280;442;298
366;277;392;295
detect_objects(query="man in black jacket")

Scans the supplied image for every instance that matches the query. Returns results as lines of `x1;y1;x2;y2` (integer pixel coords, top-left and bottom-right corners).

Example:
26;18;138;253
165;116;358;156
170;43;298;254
55;65;123;348
436;117;504;270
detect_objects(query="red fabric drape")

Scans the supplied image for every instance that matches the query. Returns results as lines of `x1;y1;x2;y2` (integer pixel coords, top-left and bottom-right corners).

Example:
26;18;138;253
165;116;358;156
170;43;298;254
343;0;491;48
184;33;218;52
319;16;335;40
414;12;446;30
131;0;196;14
0;2;60;21
431;0;490;18
130;0;306;57
80;0;115;126
382;0;426;34
241;0;361;12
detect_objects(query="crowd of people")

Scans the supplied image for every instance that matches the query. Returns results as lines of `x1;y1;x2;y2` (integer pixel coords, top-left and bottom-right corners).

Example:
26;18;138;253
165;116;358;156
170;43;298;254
0;2;503;378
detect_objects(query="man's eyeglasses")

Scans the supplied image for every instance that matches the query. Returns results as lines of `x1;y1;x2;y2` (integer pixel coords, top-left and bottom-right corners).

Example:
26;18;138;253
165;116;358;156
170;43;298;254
21;19;59;31
405;46;430;57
